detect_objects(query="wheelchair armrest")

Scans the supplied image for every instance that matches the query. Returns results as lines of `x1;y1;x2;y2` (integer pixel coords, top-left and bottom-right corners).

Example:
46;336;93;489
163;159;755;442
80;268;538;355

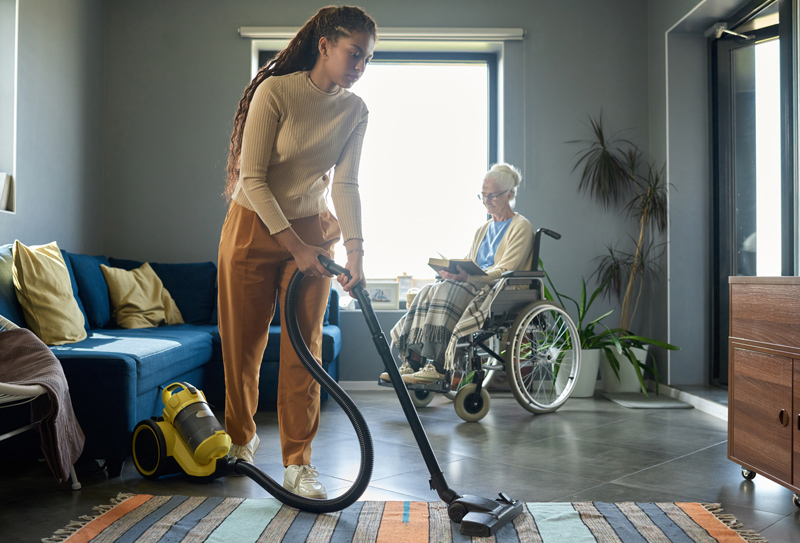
501;270;545;278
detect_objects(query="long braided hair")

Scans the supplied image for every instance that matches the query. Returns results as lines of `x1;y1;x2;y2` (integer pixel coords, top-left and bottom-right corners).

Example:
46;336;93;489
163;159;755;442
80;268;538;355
224;5;377;200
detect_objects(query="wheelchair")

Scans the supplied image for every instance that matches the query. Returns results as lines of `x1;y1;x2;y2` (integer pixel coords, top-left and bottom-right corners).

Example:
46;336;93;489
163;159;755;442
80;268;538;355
380;228;582;422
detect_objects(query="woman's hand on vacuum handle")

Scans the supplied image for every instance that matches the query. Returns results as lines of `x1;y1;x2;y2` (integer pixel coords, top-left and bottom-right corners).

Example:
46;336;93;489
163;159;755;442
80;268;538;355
275;227;332;278
340;240;365;293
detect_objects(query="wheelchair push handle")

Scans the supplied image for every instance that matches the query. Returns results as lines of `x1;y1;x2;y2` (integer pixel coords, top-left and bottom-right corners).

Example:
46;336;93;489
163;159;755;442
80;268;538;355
537;228;561;240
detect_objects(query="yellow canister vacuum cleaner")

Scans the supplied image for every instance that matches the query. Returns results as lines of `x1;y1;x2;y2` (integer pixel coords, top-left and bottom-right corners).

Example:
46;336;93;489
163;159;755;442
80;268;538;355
131;256;522;537
132;382;231;480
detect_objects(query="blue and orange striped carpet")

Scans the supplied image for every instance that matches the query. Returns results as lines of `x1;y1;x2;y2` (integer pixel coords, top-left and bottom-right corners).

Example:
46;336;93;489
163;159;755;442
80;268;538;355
46;494;766;542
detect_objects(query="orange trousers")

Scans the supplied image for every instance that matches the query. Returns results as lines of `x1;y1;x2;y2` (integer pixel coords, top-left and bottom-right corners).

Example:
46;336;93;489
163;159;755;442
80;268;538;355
217;202;340;467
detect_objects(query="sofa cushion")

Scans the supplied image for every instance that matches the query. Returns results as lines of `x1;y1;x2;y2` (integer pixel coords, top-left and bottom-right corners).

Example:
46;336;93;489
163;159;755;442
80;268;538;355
109;258;217;324
61;250;90;332
101;263;184;328
12;241;87;345
66;252;112;329
0;244;26;327
50;328;212;393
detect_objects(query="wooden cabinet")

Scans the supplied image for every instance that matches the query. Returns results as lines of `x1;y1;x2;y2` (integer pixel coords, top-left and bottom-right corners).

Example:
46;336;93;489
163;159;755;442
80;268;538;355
728;277;800;498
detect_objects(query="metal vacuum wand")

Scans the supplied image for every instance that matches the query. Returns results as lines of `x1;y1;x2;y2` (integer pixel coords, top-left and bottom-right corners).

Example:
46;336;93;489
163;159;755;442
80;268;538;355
318;256;523;537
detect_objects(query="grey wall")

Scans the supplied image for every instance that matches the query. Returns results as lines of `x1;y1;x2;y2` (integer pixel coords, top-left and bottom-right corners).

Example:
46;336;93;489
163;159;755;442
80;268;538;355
0;0;105;253
100;0;652;380
647;0;746;386
5;0;724;385
666;32;711;385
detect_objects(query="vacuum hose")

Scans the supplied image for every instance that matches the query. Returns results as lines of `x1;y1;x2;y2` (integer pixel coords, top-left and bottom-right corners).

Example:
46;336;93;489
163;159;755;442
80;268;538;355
233;261;374;513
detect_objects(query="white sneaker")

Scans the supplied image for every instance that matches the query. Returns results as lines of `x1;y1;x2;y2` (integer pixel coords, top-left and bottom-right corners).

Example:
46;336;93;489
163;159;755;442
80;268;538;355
229;433;260;464
380;361;414;382
402;363;445;384
283;465;327;499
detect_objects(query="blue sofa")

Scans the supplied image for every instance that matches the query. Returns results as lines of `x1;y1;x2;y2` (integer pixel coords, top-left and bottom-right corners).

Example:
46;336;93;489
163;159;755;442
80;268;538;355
0;243;341;476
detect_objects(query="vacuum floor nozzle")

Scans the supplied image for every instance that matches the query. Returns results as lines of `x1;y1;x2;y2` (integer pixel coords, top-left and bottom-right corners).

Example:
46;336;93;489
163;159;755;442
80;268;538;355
449;493;524;537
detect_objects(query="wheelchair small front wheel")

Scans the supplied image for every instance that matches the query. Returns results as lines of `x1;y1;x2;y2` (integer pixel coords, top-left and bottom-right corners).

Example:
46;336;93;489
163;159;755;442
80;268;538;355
454;383;491;422
444;336;501;401
410;389;435;408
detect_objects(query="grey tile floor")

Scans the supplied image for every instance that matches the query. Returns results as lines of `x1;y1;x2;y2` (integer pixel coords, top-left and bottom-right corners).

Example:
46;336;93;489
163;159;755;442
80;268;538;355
1;390;799;542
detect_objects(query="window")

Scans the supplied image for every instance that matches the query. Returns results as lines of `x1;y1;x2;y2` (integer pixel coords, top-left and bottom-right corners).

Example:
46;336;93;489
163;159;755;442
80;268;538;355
0;0;16;213
247;27;518;307
328;52;497;284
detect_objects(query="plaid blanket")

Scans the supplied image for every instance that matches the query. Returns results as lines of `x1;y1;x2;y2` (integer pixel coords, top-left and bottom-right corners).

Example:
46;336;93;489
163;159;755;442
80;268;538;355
390;280;493;369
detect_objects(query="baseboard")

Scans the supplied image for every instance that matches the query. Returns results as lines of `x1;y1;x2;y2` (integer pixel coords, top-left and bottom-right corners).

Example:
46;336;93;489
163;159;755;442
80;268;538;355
657;383;728;421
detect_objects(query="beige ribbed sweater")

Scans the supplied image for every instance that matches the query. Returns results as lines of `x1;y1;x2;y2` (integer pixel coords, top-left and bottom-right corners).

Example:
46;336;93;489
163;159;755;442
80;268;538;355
232;71;369;240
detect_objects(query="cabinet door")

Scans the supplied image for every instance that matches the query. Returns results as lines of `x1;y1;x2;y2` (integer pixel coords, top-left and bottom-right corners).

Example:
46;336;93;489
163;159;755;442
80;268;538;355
794;360;800;488
730;347;793;483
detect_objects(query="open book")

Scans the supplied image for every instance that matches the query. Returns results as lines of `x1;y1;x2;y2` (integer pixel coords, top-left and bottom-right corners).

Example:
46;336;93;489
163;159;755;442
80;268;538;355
428;257;487;276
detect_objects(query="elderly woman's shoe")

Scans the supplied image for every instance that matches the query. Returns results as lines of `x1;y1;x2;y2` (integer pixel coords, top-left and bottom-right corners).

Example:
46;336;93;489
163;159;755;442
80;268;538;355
379;361;414;381
402;363;445;384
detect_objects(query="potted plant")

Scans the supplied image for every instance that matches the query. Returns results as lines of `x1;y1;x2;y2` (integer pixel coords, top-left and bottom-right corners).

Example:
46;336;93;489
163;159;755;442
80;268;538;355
541;263;675;396
569;112;678;392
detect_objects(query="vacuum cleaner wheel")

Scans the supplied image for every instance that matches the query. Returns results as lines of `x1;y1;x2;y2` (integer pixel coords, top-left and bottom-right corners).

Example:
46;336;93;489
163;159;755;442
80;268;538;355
132;418;179;480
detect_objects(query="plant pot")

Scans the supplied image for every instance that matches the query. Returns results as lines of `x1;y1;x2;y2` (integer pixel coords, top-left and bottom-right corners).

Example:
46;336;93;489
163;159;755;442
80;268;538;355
554;349;600;398
601;346;647;393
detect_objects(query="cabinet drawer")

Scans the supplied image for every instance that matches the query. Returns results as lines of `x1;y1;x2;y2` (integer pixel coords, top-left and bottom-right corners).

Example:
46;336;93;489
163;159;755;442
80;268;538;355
730;282;800;349
729;347;793;484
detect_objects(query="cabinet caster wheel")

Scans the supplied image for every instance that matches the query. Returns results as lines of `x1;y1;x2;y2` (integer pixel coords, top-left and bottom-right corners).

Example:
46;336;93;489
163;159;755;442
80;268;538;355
741;468;756;480
793;494;800;509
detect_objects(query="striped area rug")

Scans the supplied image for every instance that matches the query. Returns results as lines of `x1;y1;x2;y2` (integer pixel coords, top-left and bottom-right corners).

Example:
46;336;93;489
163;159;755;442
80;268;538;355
45;493;767;543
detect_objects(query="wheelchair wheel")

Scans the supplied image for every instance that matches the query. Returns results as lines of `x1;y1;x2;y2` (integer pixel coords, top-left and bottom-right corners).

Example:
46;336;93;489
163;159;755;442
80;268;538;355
454;383;491;422
506;301;581;413
410;389;435;408
444;336;501;401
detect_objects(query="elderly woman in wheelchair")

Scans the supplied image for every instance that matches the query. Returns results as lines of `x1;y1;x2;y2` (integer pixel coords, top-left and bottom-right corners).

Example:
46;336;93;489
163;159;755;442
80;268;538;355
380;164;581;421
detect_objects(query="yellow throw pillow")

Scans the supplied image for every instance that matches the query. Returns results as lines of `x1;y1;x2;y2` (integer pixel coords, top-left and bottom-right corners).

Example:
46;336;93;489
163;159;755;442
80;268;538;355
100;263;184;329
12;240;87;345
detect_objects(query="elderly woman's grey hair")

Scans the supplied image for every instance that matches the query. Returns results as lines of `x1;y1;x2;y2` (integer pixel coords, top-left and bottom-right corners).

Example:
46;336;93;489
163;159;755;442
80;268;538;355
484;163;522;207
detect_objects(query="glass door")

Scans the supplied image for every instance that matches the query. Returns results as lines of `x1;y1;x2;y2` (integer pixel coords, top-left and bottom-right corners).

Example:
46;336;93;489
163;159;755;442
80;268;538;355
712;10;786;385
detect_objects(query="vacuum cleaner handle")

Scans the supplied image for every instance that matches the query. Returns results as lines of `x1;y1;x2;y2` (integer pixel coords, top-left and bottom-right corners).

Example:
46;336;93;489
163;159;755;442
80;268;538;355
318;255;349;278
316;255;371;319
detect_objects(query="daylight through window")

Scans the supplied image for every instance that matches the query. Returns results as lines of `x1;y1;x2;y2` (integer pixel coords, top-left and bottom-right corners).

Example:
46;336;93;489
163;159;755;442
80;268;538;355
328;56;494;286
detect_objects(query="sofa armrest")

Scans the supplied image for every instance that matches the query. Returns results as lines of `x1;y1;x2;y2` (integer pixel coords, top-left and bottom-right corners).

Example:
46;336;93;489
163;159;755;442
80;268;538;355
53;353;138;460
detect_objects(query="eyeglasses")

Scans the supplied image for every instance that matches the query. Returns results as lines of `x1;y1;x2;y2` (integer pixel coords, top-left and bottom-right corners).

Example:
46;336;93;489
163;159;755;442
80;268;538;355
477;190;509;202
